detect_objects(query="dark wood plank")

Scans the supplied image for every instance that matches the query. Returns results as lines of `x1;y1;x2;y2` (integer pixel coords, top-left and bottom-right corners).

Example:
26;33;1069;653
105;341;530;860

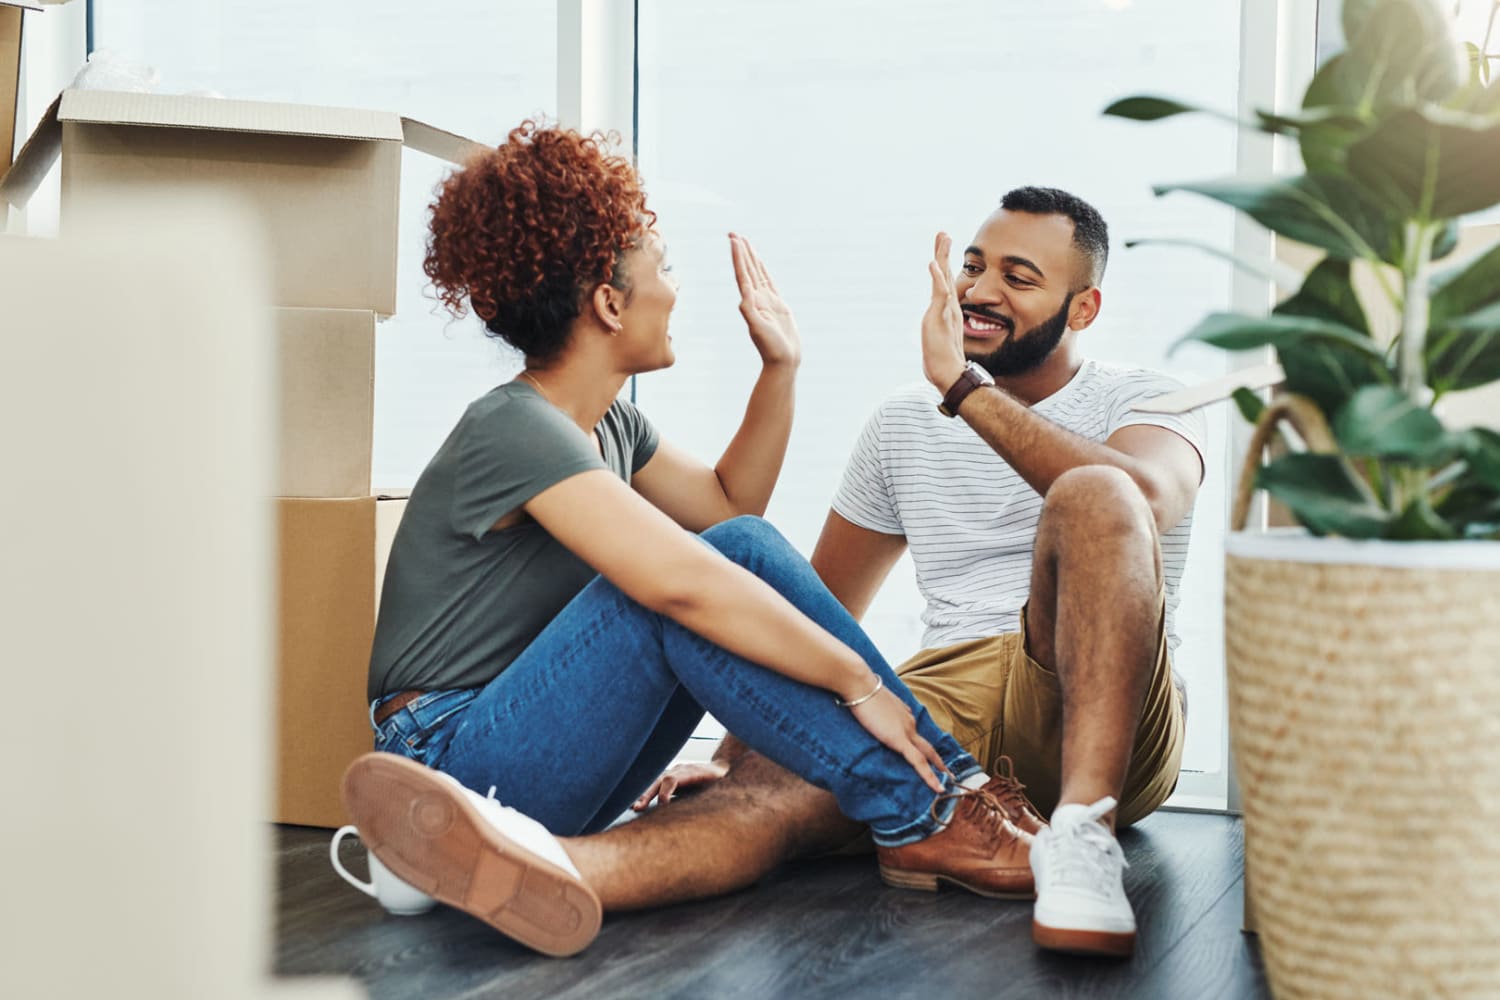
274;811;1268;999
1131;877;1269;1000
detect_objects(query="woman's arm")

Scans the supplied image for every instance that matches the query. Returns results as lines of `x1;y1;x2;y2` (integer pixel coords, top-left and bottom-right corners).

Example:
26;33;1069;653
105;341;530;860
632;235;800;532
525;468;946;790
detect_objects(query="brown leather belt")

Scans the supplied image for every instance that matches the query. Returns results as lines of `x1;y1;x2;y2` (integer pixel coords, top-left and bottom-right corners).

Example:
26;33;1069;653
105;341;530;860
373;689;425;726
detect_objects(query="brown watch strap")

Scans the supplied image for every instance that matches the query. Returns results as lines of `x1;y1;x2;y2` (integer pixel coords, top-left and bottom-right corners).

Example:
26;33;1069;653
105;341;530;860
938;365;990;417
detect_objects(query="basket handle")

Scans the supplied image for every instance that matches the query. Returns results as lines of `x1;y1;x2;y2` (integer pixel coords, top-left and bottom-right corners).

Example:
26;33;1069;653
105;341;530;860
1231;393;1338;531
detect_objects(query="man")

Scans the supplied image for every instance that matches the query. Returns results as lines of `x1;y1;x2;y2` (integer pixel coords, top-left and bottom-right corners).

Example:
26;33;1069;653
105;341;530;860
343;187;1206;959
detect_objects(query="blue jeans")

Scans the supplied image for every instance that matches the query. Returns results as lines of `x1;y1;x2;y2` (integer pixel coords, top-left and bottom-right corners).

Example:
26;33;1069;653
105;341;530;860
371;516;979;846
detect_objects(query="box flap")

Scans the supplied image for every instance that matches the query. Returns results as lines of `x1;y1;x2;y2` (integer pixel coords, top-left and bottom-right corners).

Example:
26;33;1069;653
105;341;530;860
401;116;486;165
59;88;405;142
0;92;59;210
1131;362;1285;415
2;4;20;174
0;2;76;10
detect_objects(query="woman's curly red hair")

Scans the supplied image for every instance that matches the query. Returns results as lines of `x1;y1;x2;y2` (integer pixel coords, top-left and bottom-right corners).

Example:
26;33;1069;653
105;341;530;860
424;119;655;362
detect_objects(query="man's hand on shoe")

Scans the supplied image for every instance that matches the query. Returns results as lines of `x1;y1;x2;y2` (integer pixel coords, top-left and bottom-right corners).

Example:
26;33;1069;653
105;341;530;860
632;760;731;811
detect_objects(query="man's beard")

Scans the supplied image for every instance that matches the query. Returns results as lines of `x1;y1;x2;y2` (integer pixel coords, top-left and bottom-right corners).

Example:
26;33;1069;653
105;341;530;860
967;292;1074;378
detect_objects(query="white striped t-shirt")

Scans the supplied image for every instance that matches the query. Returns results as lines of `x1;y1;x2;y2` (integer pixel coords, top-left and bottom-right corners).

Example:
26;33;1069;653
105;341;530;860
832;360;1207;653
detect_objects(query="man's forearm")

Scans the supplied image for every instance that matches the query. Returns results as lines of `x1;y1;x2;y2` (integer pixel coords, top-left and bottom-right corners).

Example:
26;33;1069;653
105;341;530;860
712;361;797;515
956;385;1162;515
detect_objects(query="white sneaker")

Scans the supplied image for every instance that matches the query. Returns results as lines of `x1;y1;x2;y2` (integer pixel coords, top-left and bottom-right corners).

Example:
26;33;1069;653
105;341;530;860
341;753;603;957
329;824;437;915
1030;796;1136;957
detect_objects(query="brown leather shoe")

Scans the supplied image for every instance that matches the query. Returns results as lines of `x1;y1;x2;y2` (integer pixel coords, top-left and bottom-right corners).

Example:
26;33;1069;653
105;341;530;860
983;756;1049;836
876;787;1035;899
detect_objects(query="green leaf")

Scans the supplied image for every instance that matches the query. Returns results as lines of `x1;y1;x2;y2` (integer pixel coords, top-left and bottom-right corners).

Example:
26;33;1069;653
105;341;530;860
1272;259;1390;414
1231;386;1267;425
1171;311;1387;359
1385;494;1460;539
1433;480;1500;526
1275;258;1370;331
1340;0;1383;45
1428;297;1500;391
1432;218;1461;261
1344;0;1464;109
1124;237;1305;290
1461;427;1500;489
1257;453;1390;537
1430;240;1500;326
1427;329;1500;391
1104;95;1364;140
1103;96;1214;122
1332;385;1448;459
1304;52;1363;111
1155;174;1399;263
1346;106;1500;219
1299;55;1376;172
1474;82;1500;114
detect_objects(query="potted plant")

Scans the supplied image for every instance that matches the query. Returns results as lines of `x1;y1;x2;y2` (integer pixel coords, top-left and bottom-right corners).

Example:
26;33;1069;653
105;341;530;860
1106;1;1500;996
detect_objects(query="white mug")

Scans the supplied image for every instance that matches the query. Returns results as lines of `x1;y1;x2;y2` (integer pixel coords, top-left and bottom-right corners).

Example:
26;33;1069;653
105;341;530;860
329;825;438;916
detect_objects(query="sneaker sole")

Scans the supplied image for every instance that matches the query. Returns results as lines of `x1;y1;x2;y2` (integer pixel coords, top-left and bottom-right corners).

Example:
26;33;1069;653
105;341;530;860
1032;919;1135;958
341;753;603;958
879;864;1035;900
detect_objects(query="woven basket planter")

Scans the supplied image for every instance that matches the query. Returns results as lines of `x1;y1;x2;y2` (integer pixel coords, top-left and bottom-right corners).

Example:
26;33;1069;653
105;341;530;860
1226;530;1500;998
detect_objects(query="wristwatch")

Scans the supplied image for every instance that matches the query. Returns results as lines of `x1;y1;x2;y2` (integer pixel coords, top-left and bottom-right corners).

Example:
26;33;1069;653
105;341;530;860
937;361;995;417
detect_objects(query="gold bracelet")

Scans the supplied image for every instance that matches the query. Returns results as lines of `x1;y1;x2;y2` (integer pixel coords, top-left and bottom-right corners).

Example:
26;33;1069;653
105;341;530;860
834;676;884;708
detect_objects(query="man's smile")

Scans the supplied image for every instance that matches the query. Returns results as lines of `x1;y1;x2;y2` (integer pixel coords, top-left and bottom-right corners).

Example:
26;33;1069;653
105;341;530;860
962;307;1014;340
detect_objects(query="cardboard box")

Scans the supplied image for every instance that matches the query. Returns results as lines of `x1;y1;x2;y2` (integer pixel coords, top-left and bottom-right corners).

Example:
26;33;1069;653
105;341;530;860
276;492;408;828
2;5;23;172
1;88;484;313
1;2;73;172
276;307;375;498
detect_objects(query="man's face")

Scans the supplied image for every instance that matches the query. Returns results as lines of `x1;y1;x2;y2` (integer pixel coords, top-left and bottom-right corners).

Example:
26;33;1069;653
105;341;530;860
955;210;1087;378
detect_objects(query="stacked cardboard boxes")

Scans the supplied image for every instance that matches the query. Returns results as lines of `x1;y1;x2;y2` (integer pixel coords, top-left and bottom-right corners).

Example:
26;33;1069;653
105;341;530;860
1;87;485;827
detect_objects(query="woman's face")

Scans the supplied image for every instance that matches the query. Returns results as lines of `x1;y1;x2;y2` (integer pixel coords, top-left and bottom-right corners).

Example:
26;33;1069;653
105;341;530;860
613;234;679;373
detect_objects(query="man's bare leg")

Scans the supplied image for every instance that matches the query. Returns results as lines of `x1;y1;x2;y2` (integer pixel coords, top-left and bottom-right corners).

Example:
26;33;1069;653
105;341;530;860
1024;465;1162;826
559;752;862;910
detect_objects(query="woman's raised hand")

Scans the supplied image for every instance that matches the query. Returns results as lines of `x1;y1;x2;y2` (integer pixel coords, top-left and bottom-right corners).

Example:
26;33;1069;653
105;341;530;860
849;686;950;793
730;233;801;368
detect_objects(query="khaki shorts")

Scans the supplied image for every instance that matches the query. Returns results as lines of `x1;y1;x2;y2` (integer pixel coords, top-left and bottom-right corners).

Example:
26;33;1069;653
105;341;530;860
898;598;1184;829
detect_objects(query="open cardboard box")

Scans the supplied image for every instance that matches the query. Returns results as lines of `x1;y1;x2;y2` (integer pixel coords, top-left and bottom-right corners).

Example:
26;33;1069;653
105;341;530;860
1;87;485;313
1;2;74;169
276;491;409;828
2;2;76;173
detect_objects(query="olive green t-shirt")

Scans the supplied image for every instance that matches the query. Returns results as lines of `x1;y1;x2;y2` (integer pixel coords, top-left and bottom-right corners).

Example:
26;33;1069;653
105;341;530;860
367;382;660;700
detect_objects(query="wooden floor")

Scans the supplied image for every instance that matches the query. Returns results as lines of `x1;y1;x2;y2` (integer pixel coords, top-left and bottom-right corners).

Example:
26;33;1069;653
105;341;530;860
274;810;1268;999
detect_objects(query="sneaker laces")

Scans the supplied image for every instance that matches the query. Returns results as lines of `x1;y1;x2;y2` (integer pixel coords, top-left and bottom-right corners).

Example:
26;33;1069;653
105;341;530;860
1047;796;1128;895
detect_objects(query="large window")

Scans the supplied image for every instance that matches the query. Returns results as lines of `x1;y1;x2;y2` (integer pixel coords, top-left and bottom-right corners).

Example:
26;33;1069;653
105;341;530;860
94;0;556;485
637;0;1245;796
73;0;1288;805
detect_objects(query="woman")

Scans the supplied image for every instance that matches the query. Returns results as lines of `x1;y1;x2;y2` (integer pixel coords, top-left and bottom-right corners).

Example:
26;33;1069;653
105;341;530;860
342;120;1031;957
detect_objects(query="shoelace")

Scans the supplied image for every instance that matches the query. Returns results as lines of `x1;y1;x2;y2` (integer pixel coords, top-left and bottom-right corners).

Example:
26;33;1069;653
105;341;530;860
1047;797;1129;895
988;756;1045;826
928;785;1016;846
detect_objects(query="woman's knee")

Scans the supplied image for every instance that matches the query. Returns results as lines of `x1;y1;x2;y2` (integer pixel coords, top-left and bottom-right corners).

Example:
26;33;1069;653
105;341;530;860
700;514;786;559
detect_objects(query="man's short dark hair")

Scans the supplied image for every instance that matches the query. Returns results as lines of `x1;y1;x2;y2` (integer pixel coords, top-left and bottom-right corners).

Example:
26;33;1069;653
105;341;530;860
999;186;1109;289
